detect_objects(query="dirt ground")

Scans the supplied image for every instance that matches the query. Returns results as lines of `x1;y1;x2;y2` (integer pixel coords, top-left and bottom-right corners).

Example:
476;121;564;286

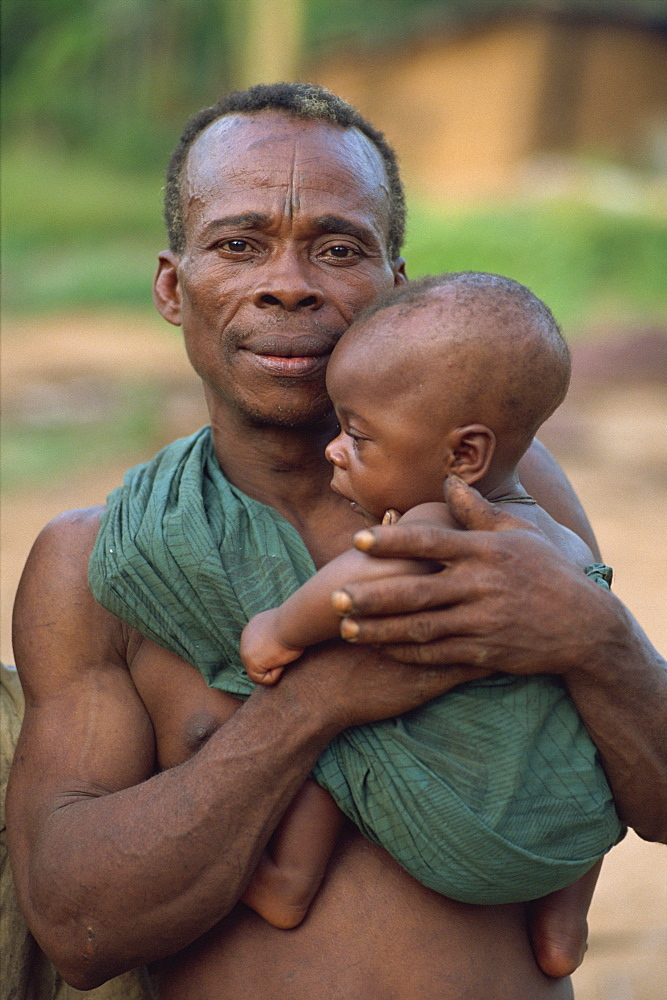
2;315;666;999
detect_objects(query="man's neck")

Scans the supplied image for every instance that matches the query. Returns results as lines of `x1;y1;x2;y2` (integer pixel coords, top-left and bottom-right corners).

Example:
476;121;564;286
208;408;361;566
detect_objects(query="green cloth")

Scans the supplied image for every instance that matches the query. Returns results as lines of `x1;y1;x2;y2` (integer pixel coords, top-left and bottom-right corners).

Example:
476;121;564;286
89;427;623;904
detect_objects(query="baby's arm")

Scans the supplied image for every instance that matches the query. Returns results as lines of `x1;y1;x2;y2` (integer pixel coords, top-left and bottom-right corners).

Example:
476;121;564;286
241;502;454;684
241;779;345;929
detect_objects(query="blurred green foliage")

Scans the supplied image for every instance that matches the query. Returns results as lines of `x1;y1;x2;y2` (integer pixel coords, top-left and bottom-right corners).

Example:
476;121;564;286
3;140;665;329
3;0;666;170
405;202;667;331
2;143;164;311
2;0;666;324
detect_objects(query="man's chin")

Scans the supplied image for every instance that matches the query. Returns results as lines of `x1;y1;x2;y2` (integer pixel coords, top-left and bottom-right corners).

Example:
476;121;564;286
242;401;335;432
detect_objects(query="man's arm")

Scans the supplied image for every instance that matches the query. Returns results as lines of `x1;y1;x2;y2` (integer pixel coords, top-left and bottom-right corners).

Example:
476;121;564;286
518;438;601;558
330;477;667;843
7;508;480;989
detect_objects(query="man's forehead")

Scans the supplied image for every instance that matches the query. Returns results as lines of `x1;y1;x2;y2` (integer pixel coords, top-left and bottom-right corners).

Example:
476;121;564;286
185;110;388;193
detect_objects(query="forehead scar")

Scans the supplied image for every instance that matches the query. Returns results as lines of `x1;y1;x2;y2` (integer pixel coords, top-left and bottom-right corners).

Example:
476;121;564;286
287;142;298;219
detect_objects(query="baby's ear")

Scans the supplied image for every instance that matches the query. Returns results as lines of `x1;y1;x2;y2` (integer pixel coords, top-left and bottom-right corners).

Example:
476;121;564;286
446;425;495;484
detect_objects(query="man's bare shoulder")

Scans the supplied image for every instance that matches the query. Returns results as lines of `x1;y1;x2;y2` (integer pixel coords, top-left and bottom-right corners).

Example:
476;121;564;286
12;504;132;698
519;439;600;556
35;503;106;547
21;504;107;581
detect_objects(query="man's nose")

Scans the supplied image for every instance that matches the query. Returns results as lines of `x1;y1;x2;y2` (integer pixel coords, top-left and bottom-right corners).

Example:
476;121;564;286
325;433;347;468
252;252;325;311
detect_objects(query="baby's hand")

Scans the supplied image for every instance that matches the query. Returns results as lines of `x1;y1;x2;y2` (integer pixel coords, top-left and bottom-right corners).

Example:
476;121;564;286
240;608;303;685
382;509;401;525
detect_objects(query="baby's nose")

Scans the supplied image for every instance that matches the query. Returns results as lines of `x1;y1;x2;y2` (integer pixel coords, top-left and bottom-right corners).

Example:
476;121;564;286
325;434;346;468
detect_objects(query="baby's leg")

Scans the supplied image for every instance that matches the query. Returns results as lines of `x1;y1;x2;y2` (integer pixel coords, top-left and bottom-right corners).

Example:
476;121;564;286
526;859;603;978
241;779;345;929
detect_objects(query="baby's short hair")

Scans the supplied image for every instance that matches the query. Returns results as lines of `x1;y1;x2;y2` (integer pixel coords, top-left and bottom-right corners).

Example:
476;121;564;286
352;272;570;465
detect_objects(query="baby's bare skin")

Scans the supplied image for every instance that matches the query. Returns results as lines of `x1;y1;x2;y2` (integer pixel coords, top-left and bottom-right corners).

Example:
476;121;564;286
241;499;592;684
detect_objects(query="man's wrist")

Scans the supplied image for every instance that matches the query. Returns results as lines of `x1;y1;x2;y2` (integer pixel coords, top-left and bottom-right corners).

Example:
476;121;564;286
561;585;640;690
247;653;346;748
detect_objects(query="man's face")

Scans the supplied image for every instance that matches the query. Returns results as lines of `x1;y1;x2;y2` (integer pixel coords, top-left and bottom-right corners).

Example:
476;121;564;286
324;328;449;525
154;111;405;429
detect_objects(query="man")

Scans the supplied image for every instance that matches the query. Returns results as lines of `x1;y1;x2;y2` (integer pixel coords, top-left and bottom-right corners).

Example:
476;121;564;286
7;83;667;999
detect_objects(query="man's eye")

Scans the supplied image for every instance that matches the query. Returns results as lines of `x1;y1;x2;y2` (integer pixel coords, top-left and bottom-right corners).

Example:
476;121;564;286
221;239;250;252
324;245;358;260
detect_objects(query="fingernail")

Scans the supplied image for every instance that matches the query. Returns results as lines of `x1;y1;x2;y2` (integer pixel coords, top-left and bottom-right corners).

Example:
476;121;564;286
354;529;375;551
340;618;360;641
332;590;352;614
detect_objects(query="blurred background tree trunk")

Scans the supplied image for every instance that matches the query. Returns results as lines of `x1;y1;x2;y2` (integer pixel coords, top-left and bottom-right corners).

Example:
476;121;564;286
234;0;305;87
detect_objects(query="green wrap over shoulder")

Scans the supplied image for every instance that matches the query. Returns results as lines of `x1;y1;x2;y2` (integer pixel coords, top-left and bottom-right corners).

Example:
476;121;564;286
89;427;623;904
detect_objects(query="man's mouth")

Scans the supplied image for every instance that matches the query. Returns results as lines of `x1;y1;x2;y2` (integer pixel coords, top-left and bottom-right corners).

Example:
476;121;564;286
241;334;337;378
245;353;330;377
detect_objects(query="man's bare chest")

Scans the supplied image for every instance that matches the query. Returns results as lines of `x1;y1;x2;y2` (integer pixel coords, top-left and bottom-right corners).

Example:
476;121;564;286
127;634;241;771
123;497;362;770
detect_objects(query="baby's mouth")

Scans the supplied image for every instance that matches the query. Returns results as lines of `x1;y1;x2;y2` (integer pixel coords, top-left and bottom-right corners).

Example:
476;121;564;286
330;483;375;522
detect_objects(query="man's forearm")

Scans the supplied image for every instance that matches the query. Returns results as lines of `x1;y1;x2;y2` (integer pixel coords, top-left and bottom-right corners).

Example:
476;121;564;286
14;634;470;990
564;596;667;842
13;683;331;990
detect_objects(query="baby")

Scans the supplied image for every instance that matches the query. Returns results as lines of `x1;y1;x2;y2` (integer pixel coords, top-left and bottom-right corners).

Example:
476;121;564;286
239;272;621;977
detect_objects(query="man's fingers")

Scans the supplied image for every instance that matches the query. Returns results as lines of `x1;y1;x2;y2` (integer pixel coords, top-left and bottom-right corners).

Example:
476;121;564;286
444;476;536;532
339;605;493;649
333;568;473;617
352;496;537;566
353;520;474;563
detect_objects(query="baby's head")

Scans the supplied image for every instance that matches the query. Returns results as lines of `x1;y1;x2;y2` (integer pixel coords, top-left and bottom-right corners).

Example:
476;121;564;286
325;272;570;522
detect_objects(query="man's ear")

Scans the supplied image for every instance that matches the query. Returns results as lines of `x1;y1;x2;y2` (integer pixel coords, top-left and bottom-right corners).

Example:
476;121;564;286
445;425;496;484
153;251;182;326
391;257;407;285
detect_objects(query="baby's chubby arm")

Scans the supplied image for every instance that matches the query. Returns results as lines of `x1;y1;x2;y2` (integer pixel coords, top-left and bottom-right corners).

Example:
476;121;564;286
241;503;453;685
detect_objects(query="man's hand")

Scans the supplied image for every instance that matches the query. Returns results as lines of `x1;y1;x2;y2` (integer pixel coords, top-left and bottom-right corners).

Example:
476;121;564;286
329;478;667;841
331;477;614;677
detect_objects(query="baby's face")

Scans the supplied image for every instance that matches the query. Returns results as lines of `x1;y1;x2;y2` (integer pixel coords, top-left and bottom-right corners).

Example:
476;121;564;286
325;350;449;524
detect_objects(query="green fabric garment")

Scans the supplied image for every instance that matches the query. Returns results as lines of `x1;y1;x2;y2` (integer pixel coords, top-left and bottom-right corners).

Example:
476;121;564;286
89;427;623;904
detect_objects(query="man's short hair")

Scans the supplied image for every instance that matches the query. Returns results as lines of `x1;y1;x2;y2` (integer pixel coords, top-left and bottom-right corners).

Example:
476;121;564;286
164;82;406;260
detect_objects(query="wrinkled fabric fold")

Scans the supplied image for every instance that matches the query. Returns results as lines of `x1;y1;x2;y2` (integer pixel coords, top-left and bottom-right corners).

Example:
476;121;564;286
89;427;623;904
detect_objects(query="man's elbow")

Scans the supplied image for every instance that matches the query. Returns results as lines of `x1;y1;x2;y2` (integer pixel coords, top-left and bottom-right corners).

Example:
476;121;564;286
617;788;667;845
629;813;667;846
54;957;118;994
21;894;135;991
31;929;119;991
